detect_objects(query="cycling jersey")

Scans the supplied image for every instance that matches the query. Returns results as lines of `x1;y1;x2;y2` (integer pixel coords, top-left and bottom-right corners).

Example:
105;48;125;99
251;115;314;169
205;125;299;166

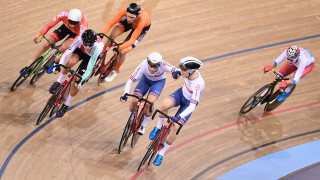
38;10;88;38
273;48;315;84
102;7;151;51
59;33;104;83
123;60;176;95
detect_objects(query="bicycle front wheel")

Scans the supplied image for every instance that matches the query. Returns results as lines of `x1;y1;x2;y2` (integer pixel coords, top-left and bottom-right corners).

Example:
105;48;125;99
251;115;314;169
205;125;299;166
131;114;144;148
239;84;272;115
30;54;54;84
137;128;162;171
37;102;53;125
49;85;66;117
11;57;41;91
118;112;135;153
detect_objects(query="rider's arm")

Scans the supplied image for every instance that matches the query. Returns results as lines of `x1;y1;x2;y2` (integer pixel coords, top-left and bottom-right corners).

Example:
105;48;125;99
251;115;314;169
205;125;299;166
59;37;81;65
179;83;204;121
118;18;148;50
123;62;145;94
38;11;67;37
81;46;103;83
273;49;287;67
102;7;126;35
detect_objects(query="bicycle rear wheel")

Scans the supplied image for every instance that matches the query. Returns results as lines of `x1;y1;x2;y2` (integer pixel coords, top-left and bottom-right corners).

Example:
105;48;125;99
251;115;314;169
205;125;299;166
30;54;54;84
131;114;144;148
118;111;135;153
264;85;296;112
239;84;272;115
11;57;41;91
137;128;162;171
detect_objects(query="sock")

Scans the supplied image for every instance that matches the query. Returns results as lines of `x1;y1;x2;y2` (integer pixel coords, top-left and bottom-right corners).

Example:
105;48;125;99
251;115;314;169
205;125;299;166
64;94;73;106
114;62;123;71
159;141;171;156
156;117;165;129
57;73;66;84
285;86;292;93
141;114;151;127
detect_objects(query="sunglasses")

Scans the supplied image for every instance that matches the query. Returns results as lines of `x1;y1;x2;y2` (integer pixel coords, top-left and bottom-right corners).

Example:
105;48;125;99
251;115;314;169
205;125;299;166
126;12;137;18
83;42;94;47
68;20;79;26
287;57;297;62
147;59;160;68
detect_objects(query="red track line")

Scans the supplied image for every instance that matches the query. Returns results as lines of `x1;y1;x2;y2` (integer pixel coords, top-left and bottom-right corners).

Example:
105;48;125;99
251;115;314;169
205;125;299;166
131;101;320;179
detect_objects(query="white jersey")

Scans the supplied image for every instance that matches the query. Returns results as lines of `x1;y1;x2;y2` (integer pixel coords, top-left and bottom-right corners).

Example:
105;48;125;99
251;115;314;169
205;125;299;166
59;33;104;83
179;70;205;118
124;59;176;95
273;48;314;84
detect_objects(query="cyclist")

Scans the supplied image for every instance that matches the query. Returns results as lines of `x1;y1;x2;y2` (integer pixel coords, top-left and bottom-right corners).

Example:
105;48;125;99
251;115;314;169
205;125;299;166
20;9;88;74
49;29;104;117
100;3;151;82
120;52;180;135
149;57;205;166
263;45;314;101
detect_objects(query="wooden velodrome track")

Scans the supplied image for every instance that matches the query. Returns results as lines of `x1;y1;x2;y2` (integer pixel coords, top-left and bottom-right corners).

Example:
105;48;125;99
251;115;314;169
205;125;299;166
1;0;320;179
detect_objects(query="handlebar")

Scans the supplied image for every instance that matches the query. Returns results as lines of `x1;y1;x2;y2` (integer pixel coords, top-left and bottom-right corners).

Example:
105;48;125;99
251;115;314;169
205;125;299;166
152;109;183;135
124;93;153;113
42;36;66;53
97;33;120;49
271;69;290;81
58;64;82;83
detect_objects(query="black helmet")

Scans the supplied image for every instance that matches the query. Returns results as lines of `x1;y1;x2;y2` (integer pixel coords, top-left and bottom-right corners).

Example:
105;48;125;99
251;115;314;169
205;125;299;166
127;3;141;16
81;29;97;44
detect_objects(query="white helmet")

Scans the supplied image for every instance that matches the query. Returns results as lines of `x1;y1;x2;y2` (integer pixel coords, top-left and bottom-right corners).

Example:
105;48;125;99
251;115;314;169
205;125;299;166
179;56;202;74
147;52;163;67
68;9;82;22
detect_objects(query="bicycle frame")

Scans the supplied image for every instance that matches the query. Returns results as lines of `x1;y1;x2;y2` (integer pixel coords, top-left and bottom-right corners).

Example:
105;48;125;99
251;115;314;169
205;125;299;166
124;93;153;133
52;64;82;106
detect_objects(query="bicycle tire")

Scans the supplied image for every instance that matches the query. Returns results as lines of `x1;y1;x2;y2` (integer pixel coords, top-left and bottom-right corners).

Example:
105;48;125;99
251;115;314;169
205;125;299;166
10;57;41;91
131;114;144;148
118;112;135;153
37;101;53;125
264;84;296;112
30;54;55;84
137;128;162;171
239;84;272;115
49;85;66;117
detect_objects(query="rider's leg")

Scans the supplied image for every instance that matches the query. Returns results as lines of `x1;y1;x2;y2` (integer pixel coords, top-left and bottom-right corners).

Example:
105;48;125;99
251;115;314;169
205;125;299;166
57;53;80;84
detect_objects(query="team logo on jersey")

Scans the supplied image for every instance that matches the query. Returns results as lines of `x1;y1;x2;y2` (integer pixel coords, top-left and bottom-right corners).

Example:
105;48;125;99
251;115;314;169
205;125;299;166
133;72;138;77
195;84;200;91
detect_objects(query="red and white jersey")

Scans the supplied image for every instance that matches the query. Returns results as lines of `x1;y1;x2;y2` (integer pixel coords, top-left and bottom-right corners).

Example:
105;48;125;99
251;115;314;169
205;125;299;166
182;71;205;104
273;47;314;83
38;10;88;37
179;71;205;118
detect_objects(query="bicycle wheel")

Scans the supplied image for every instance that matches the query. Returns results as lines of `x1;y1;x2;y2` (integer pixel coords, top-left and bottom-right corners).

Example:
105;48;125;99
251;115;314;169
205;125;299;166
137;128;162;171
10;57;41;91
264;85;296;112
118;111;135;153
131;114;144;148
239;84;272;115
37;102;53;125
30;54;54;84
49;85;67;117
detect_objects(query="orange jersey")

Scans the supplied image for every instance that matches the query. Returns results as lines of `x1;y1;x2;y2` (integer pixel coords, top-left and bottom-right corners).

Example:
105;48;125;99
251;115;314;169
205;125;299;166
38;10;88;37
102;7;151;50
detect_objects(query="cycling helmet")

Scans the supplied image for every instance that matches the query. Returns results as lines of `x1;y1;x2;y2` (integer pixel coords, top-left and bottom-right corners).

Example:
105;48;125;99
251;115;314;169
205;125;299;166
147;52;163;67
127;3;141;16
179;56;203;75
68;9;82;22
286;45;300;59
81;29;97;44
